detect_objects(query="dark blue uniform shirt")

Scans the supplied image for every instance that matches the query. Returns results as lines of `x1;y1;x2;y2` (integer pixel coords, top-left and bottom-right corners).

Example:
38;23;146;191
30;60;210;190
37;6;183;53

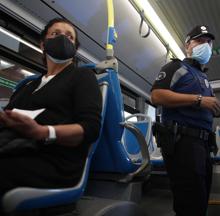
152;58;214;131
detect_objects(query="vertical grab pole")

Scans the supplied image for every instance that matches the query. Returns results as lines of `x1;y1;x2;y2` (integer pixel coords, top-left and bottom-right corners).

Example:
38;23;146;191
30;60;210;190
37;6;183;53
106;0;117;59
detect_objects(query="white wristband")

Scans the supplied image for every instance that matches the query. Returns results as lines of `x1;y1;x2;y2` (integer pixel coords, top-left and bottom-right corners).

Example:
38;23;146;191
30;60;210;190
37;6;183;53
45;125;56;144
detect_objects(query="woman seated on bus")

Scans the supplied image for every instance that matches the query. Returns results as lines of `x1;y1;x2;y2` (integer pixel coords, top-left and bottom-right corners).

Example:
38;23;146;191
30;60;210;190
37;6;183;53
0;18;102;198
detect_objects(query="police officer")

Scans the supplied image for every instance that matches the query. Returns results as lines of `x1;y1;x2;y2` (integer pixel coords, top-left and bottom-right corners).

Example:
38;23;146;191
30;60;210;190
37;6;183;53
151;25;220;216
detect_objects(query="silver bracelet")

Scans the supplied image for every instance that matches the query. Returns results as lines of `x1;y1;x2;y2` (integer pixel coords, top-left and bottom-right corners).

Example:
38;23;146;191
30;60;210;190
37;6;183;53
45;125;56;144
196;94;202;107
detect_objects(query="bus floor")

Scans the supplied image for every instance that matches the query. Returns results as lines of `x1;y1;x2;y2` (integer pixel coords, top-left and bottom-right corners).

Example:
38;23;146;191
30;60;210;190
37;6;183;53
140;174;173;216
140;169;220;216
208;164;220;215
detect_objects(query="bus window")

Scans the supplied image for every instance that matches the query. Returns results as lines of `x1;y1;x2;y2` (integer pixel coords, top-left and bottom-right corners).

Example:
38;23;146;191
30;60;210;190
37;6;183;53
146;104;156;122
0;58;36;107
124;111;137;122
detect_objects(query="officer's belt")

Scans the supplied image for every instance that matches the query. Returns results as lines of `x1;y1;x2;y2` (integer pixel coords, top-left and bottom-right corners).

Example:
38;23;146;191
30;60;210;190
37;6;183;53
178;126;210;141
164;123;210;141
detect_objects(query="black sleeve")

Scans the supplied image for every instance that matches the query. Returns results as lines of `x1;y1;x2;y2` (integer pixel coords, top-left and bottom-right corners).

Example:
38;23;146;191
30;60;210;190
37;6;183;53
5;84;28;110
5;77;42;110
73;68;102;144
151;60;182;91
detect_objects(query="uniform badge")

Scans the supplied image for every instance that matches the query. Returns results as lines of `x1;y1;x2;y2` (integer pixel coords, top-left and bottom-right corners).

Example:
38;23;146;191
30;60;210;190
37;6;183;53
204;79;210;88
201;26;208;33
156;71;166;81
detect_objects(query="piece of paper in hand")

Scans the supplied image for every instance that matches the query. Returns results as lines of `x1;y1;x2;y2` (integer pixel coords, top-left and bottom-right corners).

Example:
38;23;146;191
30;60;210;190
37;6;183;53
12;108;45;119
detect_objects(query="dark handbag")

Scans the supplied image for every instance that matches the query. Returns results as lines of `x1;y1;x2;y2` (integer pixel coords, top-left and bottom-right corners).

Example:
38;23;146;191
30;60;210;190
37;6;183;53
0;128;39;155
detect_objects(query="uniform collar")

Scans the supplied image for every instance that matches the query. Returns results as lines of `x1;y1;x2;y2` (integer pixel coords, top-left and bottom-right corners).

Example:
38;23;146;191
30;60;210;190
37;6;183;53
183;58;208;73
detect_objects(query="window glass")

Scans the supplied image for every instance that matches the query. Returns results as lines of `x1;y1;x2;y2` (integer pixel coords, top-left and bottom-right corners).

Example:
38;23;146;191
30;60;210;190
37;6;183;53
122;93;136;110
147;105;156;122
0;58;37;108
124;111;137;122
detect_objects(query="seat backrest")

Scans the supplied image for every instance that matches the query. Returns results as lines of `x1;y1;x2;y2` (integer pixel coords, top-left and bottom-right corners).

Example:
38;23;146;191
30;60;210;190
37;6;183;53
14;74;40;91
92;70;129;172
123;114;152;159
2;81;109;213
92;70;150;175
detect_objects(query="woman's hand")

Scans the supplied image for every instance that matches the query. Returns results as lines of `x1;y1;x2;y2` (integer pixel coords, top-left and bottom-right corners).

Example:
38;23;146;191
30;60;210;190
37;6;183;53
0;110;84;146
0;110;47;140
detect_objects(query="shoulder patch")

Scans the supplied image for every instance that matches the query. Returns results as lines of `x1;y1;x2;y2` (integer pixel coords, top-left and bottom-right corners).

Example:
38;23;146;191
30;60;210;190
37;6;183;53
156;71;166;81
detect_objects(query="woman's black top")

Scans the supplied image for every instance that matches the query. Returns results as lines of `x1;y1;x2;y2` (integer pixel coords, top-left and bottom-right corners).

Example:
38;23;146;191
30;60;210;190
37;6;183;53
4;63;102;186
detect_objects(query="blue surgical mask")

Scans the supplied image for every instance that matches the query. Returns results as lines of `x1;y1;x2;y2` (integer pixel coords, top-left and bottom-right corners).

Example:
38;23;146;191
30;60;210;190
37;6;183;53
191;43;212;64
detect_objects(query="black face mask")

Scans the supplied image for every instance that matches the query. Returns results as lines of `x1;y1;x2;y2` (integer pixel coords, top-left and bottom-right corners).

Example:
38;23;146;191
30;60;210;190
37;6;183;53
44;35;76;63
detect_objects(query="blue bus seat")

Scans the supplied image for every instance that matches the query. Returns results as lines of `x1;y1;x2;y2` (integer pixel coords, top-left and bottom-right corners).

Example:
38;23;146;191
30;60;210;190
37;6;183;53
123;115;164;174
2;81;109;213
92;69;151;181
122;114;152;163
14;74;41;91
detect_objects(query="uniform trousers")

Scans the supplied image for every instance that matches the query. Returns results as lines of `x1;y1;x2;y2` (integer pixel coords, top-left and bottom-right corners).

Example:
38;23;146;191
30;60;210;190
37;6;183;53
162;134;212;216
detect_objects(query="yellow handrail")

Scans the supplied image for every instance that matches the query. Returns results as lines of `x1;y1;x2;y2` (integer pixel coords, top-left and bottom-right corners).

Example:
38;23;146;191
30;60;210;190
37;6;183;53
106;0;117;58
107;0;114;28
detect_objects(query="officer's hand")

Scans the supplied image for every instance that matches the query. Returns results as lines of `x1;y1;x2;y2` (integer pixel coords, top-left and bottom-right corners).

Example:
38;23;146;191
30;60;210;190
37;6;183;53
200;96;220;116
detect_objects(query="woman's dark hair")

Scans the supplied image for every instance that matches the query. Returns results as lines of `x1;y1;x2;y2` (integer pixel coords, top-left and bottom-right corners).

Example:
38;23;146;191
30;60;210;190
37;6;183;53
40;18;80;66
40;17;80;49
